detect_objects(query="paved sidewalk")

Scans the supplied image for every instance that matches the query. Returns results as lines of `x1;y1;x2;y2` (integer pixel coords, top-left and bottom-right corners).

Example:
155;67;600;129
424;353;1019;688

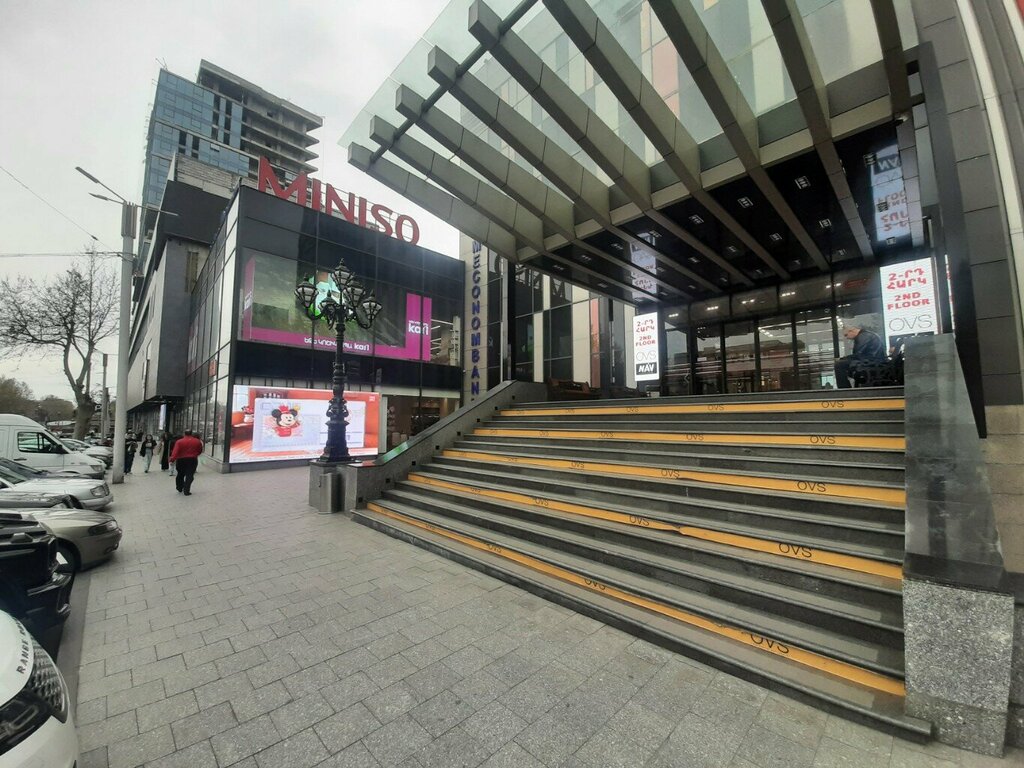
72;466;1021;768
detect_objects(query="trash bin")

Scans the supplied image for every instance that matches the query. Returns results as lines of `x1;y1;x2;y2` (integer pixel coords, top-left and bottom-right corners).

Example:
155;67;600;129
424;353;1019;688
319;471;340;514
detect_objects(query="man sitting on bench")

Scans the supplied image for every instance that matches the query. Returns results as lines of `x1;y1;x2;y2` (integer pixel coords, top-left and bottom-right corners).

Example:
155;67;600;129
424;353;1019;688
835;324;887;388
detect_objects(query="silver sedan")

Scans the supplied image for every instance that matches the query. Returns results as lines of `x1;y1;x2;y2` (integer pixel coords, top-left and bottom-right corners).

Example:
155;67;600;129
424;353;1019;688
20;507;122;571
0;458;112;509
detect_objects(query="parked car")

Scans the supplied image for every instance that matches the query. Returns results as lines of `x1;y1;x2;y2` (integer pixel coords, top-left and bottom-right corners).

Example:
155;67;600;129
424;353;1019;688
0;491;75;511
0;460;112;510
0;415;105;479
0;609;78;766
0;515;73;659
60;438;112;468
16;508;121;572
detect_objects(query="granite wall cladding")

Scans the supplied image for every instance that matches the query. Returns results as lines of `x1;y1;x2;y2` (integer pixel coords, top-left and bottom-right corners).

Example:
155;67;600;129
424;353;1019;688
904;578;1015;754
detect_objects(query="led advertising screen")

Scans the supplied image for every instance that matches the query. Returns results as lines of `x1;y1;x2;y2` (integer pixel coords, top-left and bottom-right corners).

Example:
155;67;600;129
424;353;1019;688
229;385;380;464
238;252;432;362
632;312;660;382
880;258;938;349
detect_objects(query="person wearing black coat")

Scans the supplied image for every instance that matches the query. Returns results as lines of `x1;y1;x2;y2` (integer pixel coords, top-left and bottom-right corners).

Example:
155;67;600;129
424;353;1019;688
835;325;887;388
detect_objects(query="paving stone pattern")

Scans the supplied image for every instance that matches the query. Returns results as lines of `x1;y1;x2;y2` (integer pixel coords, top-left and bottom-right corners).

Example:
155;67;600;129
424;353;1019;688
73;467;1023;767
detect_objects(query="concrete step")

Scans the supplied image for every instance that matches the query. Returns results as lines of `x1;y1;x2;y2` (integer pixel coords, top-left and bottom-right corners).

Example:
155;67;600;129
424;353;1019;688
366;499;904;676
467;428;906;461
530;387;904;408
355;501;930;740
436;448;906;509
383;486;905;646
405;470;904;563
428;457;905;525
491;417;909;436
507;395;904;420
453;439;905;484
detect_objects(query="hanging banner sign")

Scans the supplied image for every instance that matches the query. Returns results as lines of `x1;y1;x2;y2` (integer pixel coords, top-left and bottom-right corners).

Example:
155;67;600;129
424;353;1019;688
632;312;660;382
880;258;938;349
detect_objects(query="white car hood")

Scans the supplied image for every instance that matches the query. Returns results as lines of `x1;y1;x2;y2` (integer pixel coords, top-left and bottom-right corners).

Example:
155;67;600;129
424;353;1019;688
0;611;32;705
17;478;103;493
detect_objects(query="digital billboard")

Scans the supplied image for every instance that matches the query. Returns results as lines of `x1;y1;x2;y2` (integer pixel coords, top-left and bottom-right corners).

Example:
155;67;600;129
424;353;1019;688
238;252;433;362
632;312;660;382
229;385;380;464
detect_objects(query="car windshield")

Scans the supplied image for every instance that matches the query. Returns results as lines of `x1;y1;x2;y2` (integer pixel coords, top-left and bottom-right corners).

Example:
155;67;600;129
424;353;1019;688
0;465;27;485
0;458;46;479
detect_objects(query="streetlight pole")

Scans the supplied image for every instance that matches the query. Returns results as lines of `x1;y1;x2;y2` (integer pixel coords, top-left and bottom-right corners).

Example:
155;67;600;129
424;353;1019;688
76;167;134;484
78;167;176;483
295;262;382;464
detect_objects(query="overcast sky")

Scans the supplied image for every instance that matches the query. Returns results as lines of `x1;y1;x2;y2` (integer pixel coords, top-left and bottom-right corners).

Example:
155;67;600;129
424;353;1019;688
0;0;458;401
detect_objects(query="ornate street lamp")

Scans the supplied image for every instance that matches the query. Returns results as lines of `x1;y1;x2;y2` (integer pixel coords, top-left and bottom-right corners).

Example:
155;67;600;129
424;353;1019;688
295;260;382;463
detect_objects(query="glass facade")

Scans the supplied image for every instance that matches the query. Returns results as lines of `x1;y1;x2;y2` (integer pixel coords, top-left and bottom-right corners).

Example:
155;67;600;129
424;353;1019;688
655;268;884;395
143;69;250;212
181;187;464;466
511;264;632;390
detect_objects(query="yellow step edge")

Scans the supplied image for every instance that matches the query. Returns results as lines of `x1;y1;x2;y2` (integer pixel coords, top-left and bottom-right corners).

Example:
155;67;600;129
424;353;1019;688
366;502;906;697
442;449;907;507
406;474;903;581
502;398;905;418
473;428;906;452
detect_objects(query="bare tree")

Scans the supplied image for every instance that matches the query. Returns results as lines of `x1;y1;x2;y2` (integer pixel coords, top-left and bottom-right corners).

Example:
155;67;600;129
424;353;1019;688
0;252;119;438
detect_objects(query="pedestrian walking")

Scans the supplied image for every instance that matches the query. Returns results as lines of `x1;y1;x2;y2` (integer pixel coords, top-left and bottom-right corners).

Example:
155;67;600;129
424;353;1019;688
157;431;170;472
124;433;138;474
169;429;204;496
139;433;157;472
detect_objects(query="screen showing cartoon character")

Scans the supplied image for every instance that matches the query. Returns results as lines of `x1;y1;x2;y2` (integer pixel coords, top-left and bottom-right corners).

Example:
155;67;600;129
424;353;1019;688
229;385;380;463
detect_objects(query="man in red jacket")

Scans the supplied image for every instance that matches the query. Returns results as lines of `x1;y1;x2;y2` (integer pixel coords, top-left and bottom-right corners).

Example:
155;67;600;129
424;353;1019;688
169;429;204;496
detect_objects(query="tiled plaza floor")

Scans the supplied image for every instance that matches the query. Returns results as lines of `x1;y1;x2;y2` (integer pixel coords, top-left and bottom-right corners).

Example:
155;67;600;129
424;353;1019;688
68;466;1022;768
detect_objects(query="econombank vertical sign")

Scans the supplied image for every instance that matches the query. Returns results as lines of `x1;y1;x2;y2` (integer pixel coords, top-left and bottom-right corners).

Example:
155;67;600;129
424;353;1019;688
632;312;660;382
880;258;938;348
465;241;486;398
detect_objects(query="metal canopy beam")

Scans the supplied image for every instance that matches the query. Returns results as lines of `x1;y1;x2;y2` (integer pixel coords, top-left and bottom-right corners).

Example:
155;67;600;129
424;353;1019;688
544;0;788;281
649;0;832;272
393;85;681;299
761;0;874;260
428;45;718;295
348;143;519;260
370;116;546;253
469;0;753;287
366;117;658;300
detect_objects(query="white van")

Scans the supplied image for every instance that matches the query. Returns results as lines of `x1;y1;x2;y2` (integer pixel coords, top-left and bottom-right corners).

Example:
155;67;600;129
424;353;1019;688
0;416;105;480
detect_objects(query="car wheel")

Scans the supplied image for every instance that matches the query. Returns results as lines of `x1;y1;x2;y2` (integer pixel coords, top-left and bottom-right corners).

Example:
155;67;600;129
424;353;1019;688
57;542;80;573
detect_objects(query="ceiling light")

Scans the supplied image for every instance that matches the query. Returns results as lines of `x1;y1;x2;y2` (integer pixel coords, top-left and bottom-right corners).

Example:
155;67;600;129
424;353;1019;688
726;245;738;253
738;196;753;208
688;256;699;263
597;281;608;288
611;243;623;251
769;232;782;243
707;305;719;311
818;218;832;229
668;312;680;318
781;291;796;297
579;254;592;262
795;176;810;189
835;248;847;257
689;214;704;225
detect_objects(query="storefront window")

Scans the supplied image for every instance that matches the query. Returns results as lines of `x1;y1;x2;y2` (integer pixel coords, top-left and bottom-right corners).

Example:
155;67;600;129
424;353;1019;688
694;326;723;394
724;321;757;393
795;309;837;389
664;322;691;395
758;315;796;391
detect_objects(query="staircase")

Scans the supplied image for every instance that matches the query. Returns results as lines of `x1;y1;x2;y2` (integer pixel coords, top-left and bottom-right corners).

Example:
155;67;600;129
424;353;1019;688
354;387;930;738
